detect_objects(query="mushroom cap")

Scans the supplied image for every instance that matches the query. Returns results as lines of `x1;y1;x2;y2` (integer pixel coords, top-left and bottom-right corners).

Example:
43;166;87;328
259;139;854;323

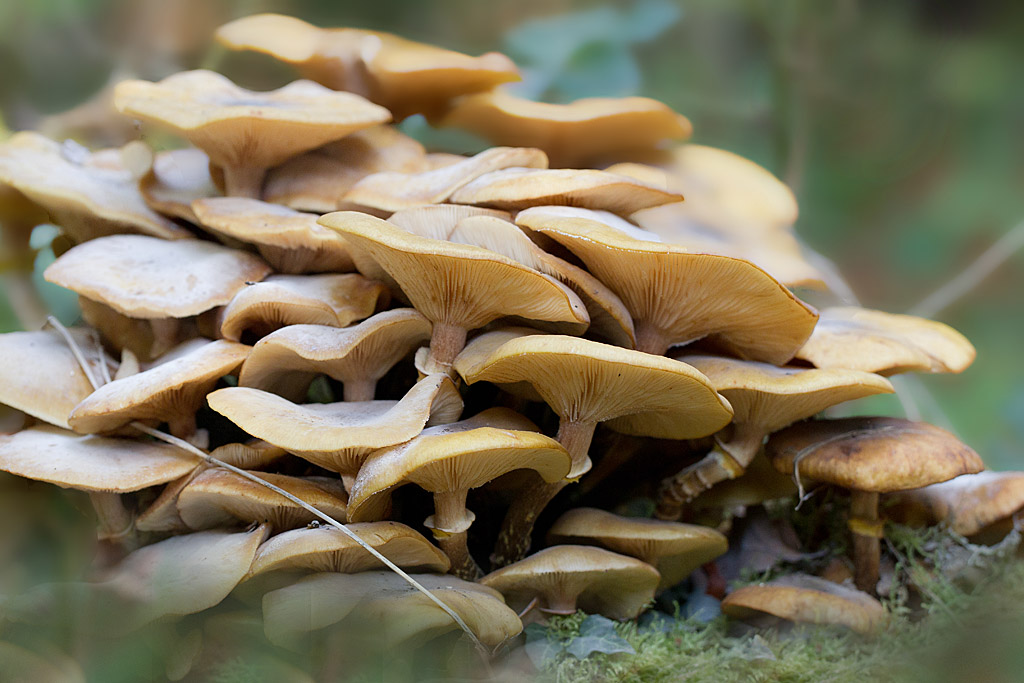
218;273;389;342
0;131;188;241
216;14;521;119
347;408;571;523
677;354;894;433
44;234;271;319
192;197;355;273
0;329;109;429
318;211;589;332
207;373;463;474
340;146;548;215
78;298;198;362
480;545;660;619
176;468;348;531
766;417;985;493
208;439;286;470
0;425;198;492
454;329;733;443
238;310;432;401
113;70;391;173
722;573;885;634
246;521;450;578
890;471;1024;537
449;167;684;216
546;508;728;590
262;570;521;649
516;206;817;361
795;306;976;376
440;90;692;167
139;148;219;223
68;339;250;434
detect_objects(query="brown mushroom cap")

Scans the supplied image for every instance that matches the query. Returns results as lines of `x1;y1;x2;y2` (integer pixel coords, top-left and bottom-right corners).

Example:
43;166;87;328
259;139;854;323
44;234;271;319
262;571;521;649
209;439;286;470
795;306;976;376
215;14;521;120
890;471;1024;537
449;167;684;216
218;274;389;342
440;90;692;168
766;417;985;493
68;339;250;434
480;545;660;619
0;425;198;492
0;329;109;429
722;573;885;634
0;131;188;241
192;198;355;273
176;469;347;531
546;508;728;590
516;206;817;360
207;373;463;475
246;521;450;578
139;148;219;223
238;309;432;402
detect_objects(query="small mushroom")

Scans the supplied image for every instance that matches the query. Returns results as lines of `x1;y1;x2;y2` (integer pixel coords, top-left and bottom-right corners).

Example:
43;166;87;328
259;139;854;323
889;471;1024;542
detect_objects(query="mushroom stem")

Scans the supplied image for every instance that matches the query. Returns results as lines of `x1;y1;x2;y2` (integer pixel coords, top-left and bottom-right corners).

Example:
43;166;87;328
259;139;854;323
89;491;138;551
557;419;597;478
424;322;467;376
222;163;265;199
634;322;670;356
654;424;764;520
342;377;376;402
850;489;881;594
431;489;481;580
491;479;566;569
168;414;199;443
149;318;183;358
0;272;49;330
539;588;581;616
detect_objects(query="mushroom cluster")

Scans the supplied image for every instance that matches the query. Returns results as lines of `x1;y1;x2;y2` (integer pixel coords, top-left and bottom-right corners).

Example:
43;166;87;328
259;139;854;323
0;12;1008;678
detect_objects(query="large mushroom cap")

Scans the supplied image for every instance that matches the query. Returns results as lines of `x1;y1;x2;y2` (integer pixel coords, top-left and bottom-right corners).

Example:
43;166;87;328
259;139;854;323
766;417;985;493
795;306;976;376
246;521;450;578
516;206;817;361
440;91;692;167
546;508;728;590
0;425;198;492
207;373;463;475
722;573;885;634
480;545;659;619
890;471;1024;538
44;234;271;319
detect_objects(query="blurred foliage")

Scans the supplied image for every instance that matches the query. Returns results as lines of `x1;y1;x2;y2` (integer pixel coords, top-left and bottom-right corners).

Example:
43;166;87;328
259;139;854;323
1;0;1022;471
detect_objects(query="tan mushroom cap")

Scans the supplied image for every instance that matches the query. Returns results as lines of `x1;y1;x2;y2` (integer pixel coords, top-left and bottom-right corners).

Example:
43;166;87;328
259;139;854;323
209;439;286;470
113;70;391;196
454;330;733;473
0;425;198;492
450;167;684;216
135;466;205;533
340;146;548;215
68;339;250;434
0;132;188;241
347;408;571;525
387;204;513;239
480;545;660;619
767;417;985;493
177;469;347;531
264;126;427;212
262;571;521;649
890;471;1024;537
547;508;728;590
0;329;109;429
207;373;463;475
44;234;271;319
722;573;885;634
247;521;450;578
441;90;692;168
795;306;976;376
678;354;894;434
218;274;388;342
139;148;219;223
516;206;818;361
238;309;432;402
192;198;355;273
216;14;521;120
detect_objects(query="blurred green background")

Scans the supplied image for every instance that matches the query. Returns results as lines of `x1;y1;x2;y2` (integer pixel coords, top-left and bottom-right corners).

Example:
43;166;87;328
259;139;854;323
1;0;1022;467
